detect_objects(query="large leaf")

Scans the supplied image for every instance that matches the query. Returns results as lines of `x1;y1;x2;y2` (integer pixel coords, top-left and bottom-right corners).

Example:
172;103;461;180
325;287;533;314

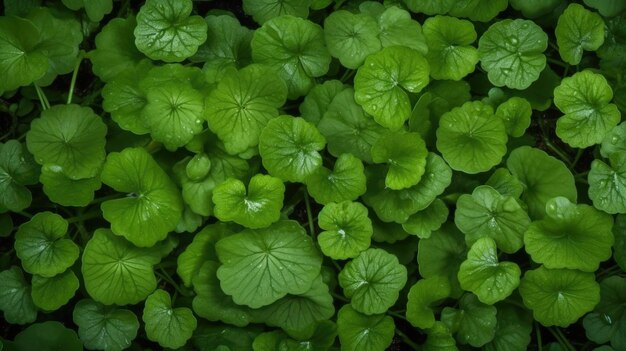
324;10;381;69
215;220;323;308
243;0;311;25
0;140;39;212
73;299;140;351
555;3;605;65
31;269;79;311
40;164;101;207
0;266;37;325
337;305;395;351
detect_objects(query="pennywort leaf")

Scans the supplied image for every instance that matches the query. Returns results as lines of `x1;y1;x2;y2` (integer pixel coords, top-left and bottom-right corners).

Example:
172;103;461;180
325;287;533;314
143;289;197;349
73;299;140;351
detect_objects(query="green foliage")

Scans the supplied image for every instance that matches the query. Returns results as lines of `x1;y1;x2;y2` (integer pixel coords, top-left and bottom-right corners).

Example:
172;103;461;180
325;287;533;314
143;289;197;348
73;299;140;351
556;4;605;65
0;140;39;212
317;201;372;259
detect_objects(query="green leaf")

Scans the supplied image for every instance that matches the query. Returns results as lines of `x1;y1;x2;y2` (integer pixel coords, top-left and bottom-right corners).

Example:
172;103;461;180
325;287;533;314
299;79;347;125
339;248;407;315
436;101;508;174
556;4;605;65
406;276;451;329
134;0;208;62
12;321;82;351
495;97;532;138
454;185;531;253
194;15;252;73
4;0;42;17
337;304;395;351
193;325;260;351
14;212;79;277
404;0;454;15
376;6;428;54
484;304;533;351
143;289;197;349
506;146;577;219
402;199;449;239
613;214;626;272
447;0;508;22
305;153;366;205
423;15;479;81
82;229;159;305
519;266;600;327
583;0;626;17
478;19;548;90
524;197;614;272
589;152;626;214
40;164;101;207
458;238;521;305
0;16;48;92
363;153;452;223
324;10;381;69
251;15;330;98
100;147;183;247
26;104;107;180
441;293;497;347
252;275;335;338
554;70;621;148
601;122;626;158
177;223;235;287
371;131;428;190
205;64;287;155
259;116;326;183
509;0;563;18
317;88;386;163
418;225;466;297
143;83;205;149
0;266;37;325
584;276;626;350
61;0;112;22
192;261;254;327
317;201;373;260
31;269;79;311
73;299;139;351
422;321;458;351
486;168;524;199
354;46;430;130
90;16;145;82
213;174;285;229
243;0;311;25
0;140;39;212
215;220;323;308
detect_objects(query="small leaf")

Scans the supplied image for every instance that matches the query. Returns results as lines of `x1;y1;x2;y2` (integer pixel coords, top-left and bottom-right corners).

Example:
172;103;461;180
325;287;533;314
0;266;37;325
143;289;197;349
134;0;208;62
458;237;521;305
376;6;428;53
213;174;285;229
583;0;626;17
215;220;323;308
193;15;252;74
484;304;533;351
556;4;605;65
305;153;366;205
324;10;381;69
259;116;326;183
371;131;428;190
0;140;39;212
422;321;457;351
12;321;82;351
317;201;373;260
589;152;626;214
61;0;112;22
299;79;347;125
40;164;101;207
418;225;466;297
495;97;532;138
436;101;508;174
73;299;139;351
31;269;79;311
448;0;508;22
478;19;548;90
519;266;600;327
243;0;311;25
486;168;524;199
26;104;107;180
402;199;449;239
406;276;451;329
337;305;395;351
441;293;497;347
601;122;626;158
82;229;159;305
15;212;79;277
339;248;407;315
354;46;430;130
554;70;621;148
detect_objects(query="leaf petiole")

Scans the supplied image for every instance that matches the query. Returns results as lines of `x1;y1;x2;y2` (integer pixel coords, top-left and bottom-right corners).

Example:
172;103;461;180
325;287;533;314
67;51;85;105
33;84;50;110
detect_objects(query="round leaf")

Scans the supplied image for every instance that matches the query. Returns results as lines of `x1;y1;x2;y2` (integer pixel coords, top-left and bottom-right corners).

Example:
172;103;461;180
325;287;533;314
402;199;449;239
554;70;621;148
339;248;407;315
73;299;140;351
447;0;508;22
0;140;39;212
371;131;428;190
143;289;197;349
324;10;381;69
205;64;287;155
406;276;451;329
441;293;497;347
337;304;395;351
299;79;347;125
12;321;82;351
417;225;467;297
31;269;79;311
524;197;614;272
404;0;454;15
26;104;107;179
495;97;532;138
305;153;366;205
376;6;428;53
556;4;605;65
317;201;373;260
354;46;430;130
423;15;479;80
15;212;79;277
215;220;323;308
40;164;101;207
436;101;508;174
243;0;311;25
478;19;548;90
588;152;626;214
0;266;37;325
458;237;521;305
213;174;285;229
134;0;208;62
251;15;330;98
259;116;326;183
100;147;183;247
82;229;159;305
601;122;626;158
519;266;600;327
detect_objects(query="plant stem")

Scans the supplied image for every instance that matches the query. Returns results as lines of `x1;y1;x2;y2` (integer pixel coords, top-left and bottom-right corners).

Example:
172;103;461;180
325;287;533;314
34;84;50;110
386;309;408;322
544;139;572;167
67;51;85;105
89;193;123;205
66;210;101;224
395;329;419;350
330;292;349;303
547;57;569;69
571;148;584;169
157;268;191;297
549;327;576;351
535;323;543;351
17;211;32;218
303;190;316;238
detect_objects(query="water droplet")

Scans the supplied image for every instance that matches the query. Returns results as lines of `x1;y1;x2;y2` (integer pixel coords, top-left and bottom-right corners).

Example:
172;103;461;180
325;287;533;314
500;68;512;76
611;136;619;145
521;22;530;30
507;36;519;46
371;104;378;111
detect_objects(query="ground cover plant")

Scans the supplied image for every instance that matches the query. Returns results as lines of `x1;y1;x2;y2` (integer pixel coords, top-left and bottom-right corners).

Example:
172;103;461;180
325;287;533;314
0;0;625;350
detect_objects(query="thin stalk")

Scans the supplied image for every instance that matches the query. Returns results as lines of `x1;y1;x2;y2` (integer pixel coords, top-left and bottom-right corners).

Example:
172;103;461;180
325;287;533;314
548;327;576;351
386;310;408;322
157;268;190;297
34;84;50;110
88;193;124;205
303;190;316;238
66;210;101;224
535;323;543;351
67;52;85;105
340;69;355;83
330;292;349;303
571;148;584;169
17;211;32;218
547;57;569;69
395;329;419;351
544;139;573;167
